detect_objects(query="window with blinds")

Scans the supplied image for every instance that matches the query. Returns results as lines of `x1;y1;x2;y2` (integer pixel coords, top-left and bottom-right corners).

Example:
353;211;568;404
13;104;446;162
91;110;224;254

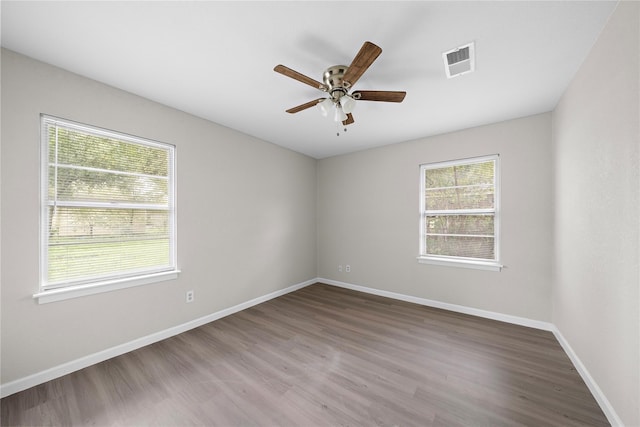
40;116;177;291
419;155;501;270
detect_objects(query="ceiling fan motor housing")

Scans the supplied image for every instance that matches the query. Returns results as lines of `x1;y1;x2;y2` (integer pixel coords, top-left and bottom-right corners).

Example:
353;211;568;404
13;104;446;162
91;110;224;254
323;65;350;100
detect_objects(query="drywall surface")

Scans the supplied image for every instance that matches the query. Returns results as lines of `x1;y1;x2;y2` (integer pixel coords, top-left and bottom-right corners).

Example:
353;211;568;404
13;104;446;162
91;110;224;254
318;113;553;322
0;49;318;384
552;2;640;425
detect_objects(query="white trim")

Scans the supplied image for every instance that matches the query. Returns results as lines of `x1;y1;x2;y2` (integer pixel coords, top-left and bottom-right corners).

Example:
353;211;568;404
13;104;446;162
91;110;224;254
417;256;503;271
39;114;178;294
320;278;550;330
551;326;624;427
34;270;181;304
319;278;621;426
419;154;501;268
6;277;624;427
3;278;316;398
41;114;171;151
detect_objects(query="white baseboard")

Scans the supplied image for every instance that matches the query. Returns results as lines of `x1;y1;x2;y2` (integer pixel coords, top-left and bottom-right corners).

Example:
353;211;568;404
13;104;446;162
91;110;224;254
2;277;623;427
319;278;553;331
0;278;316;398
551;326;624;427
319;278;622;427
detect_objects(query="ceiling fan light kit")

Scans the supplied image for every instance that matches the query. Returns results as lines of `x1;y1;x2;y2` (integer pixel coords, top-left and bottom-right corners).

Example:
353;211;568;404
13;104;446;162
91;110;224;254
333;105;348;123
339;95;356;114
274;41;406;134
317;97;334;117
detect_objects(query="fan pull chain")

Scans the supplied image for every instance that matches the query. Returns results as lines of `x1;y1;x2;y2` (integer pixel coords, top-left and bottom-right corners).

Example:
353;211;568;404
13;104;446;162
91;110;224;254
335;122;348;137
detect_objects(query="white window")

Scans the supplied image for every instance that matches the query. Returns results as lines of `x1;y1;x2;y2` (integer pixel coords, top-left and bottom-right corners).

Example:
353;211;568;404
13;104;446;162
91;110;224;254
37;116;178;303
418;155;501;271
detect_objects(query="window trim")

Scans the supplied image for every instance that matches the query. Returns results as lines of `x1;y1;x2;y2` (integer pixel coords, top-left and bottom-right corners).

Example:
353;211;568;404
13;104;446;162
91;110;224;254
33;270;179;304
418;155;502;271
37;115;179;303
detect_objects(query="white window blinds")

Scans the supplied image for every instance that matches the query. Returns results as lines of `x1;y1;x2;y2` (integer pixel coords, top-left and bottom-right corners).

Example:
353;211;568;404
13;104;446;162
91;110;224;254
420;155;499;264
41;116;176;290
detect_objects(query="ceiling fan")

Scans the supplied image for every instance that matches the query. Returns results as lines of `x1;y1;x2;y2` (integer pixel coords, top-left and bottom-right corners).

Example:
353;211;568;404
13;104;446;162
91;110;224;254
274;41;406;131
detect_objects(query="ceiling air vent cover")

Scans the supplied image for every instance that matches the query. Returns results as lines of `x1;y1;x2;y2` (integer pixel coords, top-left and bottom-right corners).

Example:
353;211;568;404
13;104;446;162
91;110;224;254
443;42;475;78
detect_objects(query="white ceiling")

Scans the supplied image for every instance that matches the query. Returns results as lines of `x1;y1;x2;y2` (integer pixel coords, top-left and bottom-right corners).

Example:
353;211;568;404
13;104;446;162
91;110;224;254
2;1;617;159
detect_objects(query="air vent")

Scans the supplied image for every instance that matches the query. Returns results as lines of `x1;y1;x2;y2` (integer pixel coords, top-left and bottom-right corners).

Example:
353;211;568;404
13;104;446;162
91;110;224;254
443;42;475;79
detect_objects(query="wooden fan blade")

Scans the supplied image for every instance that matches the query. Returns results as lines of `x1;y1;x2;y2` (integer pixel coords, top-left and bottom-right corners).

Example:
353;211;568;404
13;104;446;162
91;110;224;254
342;113;355;126
342;41;382;87
286;98;325;114
274;65;327;91
352;90;406;103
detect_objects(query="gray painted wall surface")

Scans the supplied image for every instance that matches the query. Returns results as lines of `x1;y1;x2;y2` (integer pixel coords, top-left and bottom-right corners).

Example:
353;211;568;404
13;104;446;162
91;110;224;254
317;113;554;322
1;49;318;384
552;2;639;425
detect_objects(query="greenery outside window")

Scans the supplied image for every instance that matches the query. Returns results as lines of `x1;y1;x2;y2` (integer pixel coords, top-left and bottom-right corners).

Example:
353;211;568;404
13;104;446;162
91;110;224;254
38;116;178;303
418;155;501;271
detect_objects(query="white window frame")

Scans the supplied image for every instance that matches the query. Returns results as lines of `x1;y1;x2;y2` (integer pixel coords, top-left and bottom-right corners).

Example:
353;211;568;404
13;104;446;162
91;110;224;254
36;115;179;303
418;155;502;271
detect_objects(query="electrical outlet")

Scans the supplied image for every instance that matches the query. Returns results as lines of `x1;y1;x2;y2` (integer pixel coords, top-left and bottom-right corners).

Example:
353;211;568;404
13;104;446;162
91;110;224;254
338;265;343;272
186;290;194;303
346;265;351;273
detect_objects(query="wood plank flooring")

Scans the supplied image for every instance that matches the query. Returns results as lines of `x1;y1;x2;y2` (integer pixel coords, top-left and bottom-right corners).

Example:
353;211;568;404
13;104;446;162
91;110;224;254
1;283;609;426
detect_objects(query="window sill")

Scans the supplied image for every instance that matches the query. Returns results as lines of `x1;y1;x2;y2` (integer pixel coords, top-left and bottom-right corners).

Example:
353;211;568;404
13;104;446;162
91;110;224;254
417;256;502;272
33;270;180;304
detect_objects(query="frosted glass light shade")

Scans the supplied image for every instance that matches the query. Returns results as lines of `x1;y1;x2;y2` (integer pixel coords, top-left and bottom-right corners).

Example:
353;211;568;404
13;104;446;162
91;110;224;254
339;95;356;114
317;98;333;117
334;106;348;122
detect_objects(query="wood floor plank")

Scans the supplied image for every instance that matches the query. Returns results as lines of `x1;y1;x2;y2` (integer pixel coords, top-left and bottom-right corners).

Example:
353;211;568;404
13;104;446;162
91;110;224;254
1;283;609;426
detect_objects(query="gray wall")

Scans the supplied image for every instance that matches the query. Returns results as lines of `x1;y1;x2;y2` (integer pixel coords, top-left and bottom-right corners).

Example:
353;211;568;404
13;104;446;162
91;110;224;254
0;49;318;384
317;113;554;322
552;2;639;425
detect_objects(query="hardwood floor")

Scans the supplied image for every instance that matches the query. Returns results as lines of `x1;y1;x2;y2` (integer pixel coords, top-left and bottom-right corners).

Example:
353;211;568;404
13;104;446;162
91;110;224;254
1;283;608;426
